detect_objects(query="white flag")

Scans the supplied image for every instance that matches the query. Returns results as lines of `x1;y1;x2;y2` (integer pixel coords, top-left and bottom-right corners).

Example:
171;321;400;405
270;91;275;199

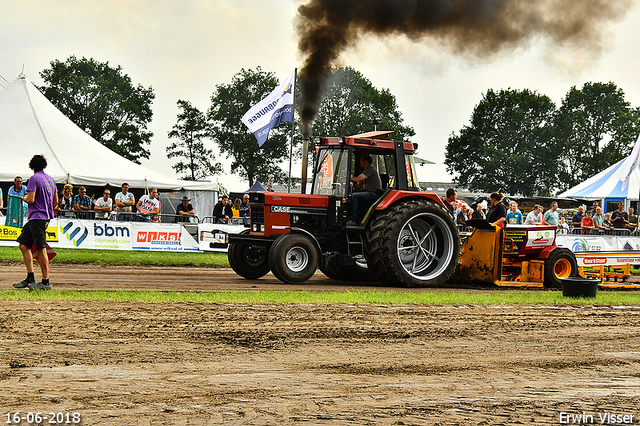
241;71;295;147
616;134;640;191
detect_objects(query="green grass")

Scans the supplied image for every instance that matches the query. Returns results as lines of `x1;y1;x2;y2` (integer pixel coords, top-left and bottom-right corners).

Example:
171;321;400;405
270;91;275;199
0;246;229;267
1;247;639;306
1;289;639;306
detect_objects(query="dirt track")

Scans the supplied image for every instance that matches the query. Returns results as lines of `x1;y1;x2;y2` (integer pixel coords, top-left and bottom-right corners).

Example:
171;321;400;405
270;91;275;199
1;265;640;425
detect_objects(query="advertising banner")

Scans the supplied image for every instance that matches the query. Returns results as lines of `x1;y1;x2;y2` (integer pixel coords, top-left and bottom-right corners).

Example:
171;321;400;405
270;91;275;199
197;223;244;252
57;219;198;251
0;224;58;242
575;252;640;267
556;235;640;252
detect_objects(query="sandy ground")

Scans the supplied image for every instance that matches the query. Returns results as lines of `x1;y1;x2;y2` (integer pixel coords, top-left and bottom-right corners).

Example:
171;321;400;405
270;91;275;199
1;264;640;425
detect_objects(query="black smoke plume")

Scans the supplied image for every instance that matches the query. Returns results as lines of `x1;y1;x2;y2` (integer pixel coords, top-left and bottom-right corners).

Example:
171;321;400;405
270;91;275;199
296;0;632;137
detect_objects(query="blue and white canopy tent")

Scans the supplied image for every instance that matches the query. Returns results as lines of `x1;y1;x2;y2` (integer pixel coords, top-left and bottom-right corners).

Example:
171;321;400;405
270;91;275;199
558;135;640;212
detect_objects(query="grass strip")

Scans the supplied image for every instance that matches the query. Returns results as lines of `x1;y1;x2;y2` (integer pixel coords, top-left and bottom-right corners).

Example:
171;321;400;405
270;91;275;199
1;289;639;306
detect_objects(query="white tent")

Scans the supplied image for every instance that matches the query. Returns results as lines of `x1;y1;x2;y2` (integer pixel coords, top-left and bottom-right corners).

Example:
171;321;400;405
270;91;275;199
558;136;640;202
0;75;217;191
557;158;640;200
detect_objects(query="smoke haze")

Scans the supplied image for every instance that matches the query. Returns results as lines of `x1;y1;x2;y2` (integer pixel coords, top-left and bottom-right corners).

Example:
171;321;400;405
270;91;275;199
296;0;634;137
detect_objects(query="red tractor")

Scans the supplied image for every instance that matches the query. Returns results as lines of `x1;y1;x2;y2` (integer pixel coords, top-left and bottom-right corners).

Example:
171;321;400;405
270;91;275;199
227;131;461;287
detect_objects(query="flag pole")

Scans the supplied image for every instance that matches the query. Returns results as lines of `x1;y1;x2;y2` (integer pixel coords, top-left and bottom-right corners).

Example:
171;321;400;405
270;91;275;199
288;68;297;193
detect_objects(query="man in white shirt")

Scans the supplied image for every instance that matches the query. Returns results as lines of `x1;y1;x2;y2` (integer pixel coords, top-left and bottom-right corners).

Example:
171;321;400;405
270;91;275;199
94;189;113;219
115;182;136;221
136;188;160;222
524;204;543;225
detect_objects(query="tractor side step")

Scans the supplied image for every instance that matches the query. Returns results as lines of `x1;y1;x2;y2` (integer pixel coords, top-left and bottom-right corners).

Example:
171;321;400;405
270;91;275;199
346;231;364;256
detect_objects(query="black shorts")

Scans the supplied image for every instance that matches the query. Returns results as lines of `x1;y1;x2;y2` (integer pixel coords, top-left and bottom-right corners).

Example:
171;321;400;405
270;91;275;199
17;220;49;250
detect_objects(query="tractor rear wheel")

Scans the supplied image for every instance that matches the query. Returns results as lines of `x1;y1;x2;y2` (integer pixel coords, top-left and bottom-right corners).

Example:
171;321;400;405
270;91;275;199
544;247;578;288
269;233;319;284
228;229;271;280
364;199;460;287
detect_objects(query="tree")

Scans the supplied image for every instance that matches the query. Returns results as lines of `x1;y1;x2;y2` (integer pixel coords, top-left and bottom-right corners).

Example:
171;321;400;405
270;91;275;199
445;88;559;197
39;55;155;163
167;100;222;181
207;67;290;186
554;82;640;191
310;66;415;142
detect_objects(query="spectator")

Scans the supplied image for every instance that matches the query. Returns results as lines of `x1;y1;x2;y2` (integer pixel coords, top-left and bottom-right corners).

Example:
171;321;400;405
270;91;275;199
571;206;585;232
7;176;28;223
115;182;136;221
581;210;594;235
213;195;233;224
543;202;559;226
451;201;461;220
590;201;599;217
176;196;196;223
13;155;58;290
267;184;274;192
231;198;241;221
457;204;468;226
592;206;607;233
57;184;74;214
73;186;92;219
506;201;523;225
486;192;507;228
611;202;629;229
136;188;160;222
558;217;570;234
471;203;485;220
626;207;638;232
150;214;161;223
524;205;543;225
239;194;251;225
443;188;457;217
604;212;614;230
94;189;113;219
0;185;3;217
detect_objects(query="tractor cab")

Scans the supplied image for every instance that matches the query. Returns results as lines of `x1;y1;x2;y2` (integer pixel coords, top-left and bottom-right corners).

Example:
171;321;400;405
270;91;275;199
312;131;421;227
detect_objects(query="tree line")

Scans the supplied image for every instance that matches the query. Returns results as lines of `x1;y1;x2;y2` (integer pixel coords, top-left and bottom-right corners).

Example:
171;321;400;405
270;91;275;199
38;56;640;194
445;84;640;196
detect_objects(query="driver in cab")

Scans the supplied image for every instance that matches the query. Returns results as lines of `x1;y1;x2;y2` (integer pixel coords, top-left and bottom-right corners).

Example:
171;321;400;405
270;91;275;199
347;153;382;227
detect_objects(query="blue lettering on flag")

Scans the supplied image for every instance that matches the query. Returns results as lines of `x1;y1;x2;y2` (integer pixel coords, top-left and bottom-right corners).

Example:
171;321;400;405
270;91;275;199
241;71;295;146
253;104;293;147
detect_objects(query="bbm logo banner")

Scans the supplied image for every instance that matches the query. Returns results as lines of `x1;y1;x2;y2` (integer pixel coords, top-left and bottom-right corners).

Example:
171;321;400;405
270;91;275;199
61;221;89;247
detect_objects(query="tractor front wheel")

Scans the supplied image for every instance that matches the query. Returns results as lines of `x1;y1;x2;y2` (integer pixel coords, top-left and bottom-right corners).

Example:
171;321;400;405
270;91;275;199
269;233;319;284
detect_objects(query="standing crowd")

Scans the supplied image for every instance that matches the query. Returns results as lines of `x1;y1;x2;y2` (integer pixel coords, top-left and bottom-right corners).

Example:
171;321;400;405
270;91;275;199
52;182;162;222
212;194;250;224
446;189;638;236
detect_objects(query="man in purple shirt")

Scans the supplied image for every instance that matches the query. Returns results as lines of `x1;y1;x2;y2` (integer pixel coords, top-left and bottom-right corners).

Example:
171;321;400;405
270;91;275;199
14;155;58;290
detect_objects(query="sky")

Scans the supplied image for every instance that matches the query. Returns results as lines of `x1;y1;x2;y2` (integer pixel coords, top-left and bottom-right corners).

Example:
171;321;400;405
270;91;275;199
2;0;640;192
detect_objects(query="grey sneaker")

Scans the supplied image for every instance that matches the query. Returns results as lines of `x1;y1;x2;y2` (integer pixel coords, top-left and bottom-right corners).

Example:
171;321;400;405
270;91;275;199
28;281;52;290
13;279;35;289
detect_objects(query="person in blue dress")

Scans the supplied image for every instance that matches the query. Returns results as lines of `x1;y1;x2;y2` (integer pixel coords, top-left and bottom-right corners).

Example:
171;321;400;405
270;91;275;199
6;176;28;227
